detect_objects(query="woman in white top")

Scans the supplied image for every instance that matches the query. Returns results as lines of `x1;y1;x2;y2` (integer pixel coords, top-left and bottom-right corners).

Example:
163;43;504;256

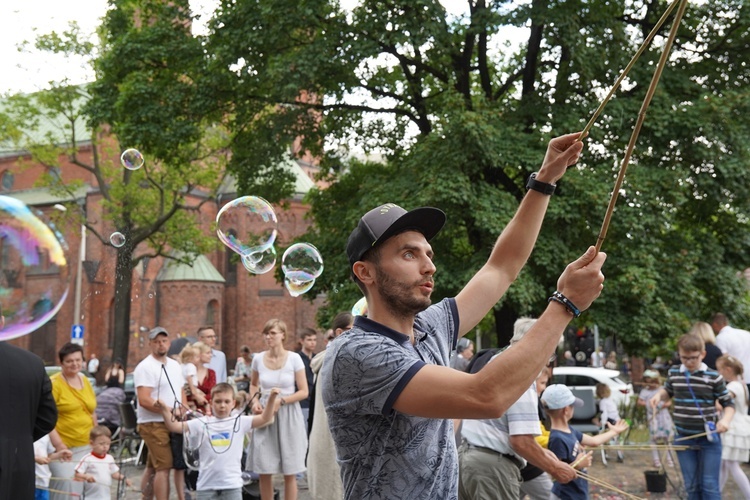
248;318;309;500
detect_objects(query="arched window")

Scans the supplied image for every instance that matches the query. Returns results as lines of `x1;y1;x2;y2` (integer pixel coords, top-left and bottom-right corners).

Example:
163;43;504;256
206;299;219;327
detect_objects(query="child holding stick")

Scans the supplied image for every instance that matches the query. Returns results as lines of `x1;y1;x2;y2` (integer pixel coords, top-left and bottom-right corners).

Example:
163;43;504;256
715;354;750;498
158;382;279;498
542;384;629;499
637;369;674;468
650;334;734;499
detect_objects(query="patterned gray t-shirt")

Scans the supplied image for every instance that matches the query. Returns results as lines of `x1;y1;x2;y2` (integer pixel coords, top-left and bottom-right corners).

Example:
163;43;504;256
321;298;460;500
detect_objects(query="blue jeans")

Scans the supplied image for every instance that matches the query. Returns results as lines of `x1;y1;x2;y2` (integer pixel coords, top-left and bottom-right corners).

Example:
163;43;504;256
676;433;722;500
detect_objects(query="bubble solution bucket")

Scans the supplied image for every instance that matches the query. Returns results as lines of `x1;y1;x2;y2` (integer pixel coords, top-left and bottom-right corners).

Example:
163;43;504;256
644;469;667;493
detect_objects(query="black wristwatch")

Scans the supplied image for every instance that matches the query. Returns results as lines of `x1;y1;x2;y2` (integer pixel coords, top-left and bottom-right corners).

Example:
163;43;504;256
526;172;556;195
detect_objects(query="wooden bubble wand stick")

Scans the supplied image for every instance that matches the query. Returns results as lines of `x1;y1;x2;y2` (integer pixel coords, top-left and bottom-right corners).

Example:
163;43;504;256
591;0;690;252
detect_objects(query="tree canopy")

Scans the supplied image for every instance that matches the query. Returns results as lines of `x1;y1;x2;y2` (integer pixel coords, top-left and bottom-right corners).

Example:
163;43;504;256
207;0;750;354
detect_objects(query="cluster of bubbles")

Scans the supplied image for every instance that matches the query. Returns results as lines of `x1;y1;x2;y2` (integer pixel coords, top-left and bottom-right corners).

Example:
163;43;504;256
107;147;147;248
216;196;324;297
0;196;71;341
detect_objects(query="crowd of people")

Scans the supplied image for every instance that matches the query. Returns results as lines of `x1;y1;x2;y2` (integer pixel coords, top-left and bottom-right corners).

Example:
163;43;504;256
4;130;750;500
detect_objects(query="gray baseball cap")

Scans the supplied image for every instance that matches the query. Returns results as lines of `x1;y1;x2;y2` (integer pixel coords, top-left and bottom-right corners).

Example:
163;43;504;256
346;203;446;266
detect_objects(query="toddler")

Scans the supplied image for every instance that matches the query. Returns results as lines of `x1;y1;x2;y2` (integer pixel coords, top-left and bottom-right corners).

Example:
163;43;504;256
74;425;131;499
34;430;72;500
637;369;674;468
715;354;750;498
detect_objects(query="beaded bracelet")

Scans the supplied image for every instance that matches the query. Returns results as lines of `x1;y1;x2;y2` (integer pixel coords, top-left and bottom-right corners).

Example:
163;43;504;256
548;291;581;318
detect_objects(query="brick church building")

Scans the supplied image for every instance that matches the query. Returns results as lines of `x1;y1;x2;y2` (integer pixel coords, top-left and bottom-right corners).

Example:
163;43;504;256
1;105;325;374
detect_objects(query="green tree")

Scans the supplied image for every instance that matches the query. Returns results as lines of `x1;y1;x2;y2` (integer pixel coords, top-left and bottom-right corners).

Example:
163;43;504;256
1;0;296;366
208;0;750;354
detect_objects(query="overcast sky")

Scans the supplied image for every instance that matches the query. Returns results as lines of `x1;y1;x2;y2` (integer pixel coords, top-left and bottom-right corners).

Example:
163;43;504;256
0;0;524;95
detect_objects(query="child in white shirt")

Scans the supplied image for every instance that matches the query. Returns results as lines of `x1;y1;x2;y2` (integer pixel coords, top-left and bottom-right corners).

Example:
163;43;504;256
34;430;72;500
181;344;207;408
158;382;278;497
74;425;131;499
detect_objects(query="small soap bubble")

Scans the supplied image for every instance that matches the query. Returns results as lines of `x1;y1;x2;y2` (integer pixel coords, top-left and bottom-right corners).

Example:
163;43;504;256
120;148;145;170
216;196;278;257
110;231;126;248
351;296;368;317
241;246;276;275
0;196;72;341
284;271;315;297
281;243;324;279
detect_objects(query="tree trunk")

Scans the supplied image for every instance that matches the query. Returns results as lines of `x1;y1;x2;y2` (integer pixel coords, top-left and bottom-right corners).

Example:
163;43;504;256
112;245;134;371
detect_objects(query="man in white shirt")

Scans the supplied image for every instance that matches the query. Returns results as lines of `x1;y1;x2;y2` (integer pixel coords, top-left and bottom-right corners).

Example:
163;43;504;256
711;313;750;390
198;326;227;383
134;327;187;500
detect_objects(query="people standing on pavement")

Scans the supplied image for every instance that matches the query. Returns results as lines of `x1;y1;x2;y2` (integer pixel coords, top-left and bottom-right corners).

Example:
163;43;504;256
74;425;132;499
134;326;187;500
0;304;59;498
248;318;309;500
711;313;750;397
308;312;353;500
197;326;227;383
637;370;674;468
690;321;723;370
715;354;750;498
296;327;317;431
234;345;253;393
103;359;125;389
48;342;98;500
321;131;606;500
190;342;216;415
459;318;577;500
650;334;735;499
450;337;474;372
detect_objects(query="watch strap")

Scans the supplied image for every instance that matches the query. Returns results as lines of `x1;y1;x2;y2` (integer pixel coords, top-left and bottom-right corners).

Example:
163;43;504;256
526;172;556;195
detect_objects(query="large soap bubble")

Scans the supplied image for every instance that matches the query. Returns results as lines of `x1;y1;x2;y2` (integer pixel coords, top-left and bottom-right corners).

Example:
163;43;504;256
216;196;278;257
241;245;277;275
0;196;71;341
284;273;315;297
281;243;324;279
351;296;368;317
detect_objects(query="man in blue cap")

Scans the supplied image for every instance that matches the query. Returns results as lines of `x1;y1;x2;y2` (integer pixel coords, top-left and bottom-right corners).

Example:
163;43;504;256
322;132;608;499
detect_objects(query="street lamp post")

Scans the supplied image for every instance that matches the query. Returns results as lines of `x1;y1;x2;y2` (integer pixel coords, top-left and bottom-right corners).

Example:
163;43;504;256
53;204;86;340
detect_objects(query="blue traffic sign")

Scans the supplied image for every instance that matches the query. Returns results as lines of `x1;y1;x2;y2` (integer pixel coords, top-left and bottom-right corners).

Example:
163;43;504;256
71;324;84;340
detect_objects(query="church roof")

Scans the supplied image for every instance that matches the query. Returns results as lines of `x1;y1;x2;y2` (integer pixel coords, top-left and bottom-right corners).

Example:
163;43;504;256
156;253;226;283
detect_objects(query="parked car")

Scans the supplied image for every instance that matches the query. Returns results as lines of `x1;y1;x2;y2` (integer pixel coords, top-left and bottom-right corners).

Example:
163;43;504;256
44;366;100;394
551;366;634;408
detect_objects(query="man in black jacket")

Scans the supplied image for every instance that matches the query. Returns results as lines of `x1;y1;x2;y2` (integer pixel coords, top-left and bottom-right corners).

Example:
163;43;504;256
0;312;58;498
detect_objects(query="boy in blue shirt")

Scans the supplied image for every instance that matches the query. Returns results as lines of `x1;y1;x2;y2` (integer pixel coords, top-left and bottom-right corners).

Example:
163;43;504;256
543;384;628;499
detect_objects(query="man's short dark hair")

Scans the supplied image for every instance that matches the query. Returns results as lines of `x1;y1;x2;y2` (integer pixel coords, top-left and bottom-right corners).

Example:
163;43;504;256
197;326;215;336
211;382;235;398
58;342;84;363
299;327;317;340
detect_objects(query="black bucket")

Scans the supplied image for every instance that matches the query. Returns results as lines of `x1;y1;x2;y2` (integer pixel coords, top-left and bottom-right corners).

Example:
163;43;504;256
644;470;667;493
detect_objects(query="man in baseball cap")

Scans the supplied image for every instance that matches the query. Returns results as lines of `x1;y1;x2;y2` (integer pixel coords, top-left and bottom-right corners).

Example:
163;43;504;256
321;132;608;499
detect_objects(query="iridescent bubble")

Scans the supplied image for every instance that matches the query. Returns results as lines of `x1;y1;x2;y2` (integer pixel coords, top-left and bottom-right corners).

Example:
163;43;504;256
351;296;368;317
0;196;71;341
216;196;278;257
120;148;145;170
284;271;315;297
241;246;276;275
281;243;324;279
110;231;126;248
182;421;219;472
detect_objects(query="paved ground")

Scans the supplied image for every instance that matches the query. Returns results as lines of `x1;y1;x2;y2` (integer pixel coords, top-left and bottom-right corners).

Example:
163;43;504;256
113;451;750;499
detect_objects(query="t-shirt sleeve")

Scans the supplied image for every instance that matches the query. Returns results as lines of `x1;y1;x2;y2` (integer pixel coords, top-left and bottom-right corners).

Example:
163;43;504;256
108;456;120;475
507;387;542;436
74;455;88;474
133;362;154;389
328;334;425;417
290;352;305;372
